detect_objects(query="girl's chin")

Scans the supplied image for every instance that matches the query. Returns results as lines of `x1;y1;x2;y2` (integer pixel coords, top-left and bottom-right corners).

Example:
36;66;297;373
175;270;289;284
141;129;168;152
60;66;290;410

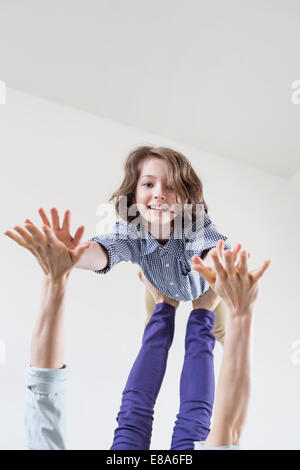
142;214;174;226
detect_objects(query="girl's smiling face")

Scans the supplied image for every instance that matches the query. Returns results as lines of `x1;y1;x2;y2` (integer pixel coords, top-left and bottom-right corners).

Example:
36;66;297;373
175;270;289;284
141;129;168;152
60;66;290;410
135;157;180;231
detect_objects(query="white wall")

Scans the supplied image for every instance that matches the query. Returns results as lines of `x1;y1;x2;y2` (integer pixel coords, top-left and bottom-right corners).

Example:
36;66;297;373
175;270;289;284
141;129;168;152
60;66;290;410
0;88;299;449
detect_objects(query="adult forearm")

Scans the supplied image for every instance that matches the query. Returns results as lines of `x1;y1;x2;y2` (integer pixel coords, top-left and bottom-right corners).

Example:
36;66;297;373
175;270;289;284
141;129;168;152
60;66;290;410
211;313;252;442
192;243;270;448
30;277;67;369
75;241;108;270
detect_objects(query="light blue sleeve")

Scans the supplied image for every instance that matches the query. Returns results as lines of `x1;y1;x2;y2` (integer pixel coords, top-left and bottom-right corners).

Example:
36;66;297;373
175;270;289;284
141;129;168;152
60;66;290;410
25;365;67;450
194;441;240;450
90;233;133;274
185;214;231;253
202;214;231;251
90;221;138;274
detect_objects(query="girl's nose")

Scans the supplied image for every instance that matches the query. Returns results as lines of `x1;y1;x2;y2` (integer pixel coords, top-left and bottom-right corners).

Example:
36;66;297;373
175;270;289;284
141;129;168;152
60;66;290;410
153;184;167;200
154;193;166;201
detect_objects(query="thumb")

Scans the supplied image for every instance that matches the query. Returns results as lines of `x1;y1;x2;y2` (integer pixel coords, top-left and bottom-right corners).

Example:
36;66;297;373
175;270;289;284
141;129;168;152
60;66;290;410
250;259;271;282
73;242;92;261
191;255;216;286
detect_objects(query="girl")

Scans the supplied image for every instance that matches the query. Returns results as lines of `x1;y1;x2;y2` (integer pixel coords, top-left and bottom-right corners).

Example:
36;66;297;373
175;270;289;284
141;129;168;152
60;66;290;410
73;145;231;342
35;146;229;341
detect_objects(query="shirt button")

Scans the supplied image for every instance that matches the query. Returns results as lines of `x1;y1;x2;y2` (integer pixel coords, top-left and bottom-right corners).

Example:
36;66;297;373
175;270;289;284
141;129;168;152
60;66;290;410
175;294;179;297
169;282;174;286
165;263;169;267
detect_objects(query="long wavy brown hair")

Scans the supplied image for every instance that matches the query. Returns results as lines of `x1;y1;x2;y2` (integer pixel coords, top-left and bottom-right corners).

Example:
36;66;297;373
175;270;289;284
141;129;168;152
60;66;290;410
109;145;208;223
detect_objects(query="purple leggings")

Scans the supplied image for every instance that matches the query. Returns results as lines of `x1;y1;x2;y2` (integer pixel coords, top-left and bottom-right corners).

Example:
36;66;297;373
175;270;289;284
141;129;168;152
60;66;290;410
110;303;216;450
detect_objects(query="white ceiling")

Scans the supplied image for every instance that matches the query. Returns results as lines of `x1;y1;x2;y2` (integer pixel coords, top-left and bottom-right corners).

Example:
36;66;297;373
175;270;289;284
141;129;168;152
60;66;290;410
1;0;299;178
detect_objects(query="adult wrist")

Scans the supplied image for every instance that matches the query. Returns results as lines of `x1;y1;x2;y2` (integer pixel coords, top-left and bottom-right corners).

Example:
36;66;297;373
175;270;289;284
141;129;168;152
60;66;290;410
158;297;178;309
43;274;68;289
229;308;253;319
226;312;253;333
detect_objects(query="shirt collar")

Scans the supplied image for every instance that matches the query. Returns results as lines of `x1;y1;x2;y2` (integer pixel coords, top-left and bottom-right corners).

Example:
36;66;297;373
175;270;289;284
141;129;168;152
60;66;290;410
139;226;184;258
119;216;201;259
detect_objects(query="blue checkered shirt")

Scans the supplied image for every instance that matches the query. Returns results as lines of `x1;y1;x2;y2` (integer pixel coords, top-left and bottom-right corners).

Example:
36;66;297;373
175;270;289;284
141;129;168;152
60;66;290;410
91;214;230;301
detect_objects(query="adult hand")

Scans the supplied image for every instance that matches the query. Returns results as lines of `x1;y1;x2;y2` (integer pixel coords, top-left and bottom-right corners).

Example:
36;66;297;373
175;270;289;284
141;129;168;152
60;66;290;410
138;269;180;309
192;240;270;316
4;217;91;281
192;287;221;312
38;207;85;250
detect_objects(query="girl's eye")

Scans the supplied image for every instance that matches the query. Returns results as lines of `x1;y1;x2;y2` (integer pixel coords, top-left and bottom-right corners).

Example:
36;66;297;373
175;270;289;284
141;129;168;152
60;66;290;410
143;183;173;190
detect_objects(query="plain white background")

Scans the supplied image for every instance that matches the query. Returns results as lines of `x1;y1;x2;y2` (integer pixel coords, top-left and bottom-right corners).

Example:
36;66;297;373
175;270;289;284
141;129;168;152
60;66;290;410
0;87;299;449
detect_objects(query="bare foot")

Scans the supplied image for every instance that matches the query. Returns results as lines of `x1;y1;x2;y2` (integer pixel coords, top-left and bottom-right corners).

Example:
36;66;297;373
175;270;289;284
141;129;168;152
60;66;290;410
138;269;179;309
192;287;221;311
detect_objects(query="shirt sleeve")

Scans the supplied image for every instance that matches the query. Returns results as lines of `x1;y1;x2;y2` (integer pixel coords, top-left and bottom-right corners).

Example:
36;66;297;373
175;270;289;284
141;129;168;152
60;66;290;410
185;214;231;254
90;221;136;274
194;441;240;450
25;365;67;450
203;214;231;250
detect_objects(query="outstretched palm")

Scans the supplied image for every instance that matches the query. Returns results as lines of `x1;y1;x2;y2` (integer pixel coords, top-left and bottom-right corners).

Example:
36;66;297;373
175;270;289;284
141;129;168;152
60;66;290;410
191;240;270;314
5;210;91;280
37;207;85;250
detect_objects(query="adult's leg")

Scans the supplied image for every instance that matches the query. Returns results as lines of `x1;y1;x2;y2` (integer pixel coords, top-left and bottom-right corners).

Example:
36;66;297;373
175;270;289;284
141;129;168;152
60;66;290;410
170;309;216;450
148;287;226;344
213;301;228;345
111;302;175;450
145;287;156;326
